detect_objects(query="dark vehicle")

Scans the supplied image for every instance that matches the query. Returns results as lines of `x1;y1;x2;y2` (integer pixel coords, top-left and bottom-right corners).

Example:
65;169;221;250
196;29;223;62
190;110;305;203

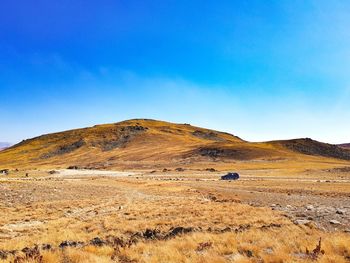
221;172;239;180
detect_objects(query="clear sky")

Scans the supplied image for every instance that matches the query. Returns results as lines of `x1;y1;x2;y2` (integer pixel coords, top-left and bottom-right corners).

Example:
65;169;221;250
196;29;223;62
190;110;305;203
1;0;350;144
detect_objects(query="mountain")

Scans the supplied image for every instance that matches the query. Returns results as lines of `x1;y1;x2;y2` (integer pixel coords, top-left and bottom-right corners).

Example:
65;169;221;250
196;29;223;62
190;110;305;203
0;142;11;151
0;119;349;170
338;143;350;149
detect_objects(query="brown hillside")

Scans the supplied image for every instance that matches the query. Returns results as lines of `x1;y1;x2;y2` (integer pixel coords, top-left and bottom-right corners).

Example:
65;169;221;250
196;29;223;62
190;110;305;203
0;119;350;170
270;138;350;160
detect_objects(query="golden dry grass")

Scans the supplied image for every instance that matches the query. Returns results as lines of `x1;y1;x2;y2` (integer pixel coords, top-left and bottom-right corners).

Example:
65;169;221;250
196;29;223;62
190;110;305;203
0;171;349;262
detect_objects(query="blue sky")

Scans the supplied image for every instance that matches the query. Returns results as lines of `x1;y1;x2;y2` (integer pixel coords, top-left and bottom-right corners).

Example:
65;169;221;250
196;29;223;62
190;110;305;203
1;0;350;144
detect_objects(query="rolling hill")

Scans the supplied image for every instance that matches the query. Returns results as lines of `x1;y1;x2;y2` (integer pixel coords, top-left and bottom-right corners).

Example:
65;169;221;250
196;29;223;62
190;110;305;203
339;143;350;149
0;119;350;170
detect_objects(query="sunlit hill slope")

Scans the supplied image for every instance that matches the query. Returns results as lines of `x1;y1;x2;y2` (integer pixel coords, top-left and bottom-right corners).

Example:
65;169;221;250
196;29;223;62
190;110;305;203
1;119;350;170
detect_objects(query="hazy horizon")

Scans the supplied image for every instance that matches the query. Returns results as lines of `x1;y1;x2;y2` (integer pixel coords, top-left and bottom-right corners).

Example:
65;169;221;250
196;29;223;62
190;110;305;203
1;1;350;144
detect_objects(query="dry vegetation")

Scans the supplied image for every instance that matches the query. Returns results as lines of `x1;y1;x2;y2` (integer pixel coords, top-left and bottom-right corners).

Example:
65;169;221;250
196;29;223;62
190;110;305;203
0;120;350;262
0;170;349;263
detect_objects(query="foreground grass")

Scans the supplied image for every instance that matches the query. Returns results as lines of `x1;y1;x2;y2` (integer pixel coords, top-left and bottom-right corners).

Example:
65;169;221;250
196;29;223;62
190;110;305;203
2;229;349;262
0;176;349;262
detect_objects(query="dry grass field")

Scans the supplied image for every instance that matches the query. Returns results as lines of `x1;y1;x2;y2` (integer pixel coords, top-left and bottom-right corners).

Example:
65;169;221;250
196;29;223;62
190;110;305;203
0;169;349;263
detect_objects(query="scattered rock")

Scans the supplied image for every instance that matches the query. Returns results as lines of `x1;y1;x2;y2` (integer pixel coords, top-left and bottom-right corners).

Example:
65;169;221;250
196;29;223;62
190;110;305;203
205;168;217;172
165;227;194;239
294;219;311;226
90;237;106;246
41;244;52;250
220;227;231;233
143;229;160;240
336;209;345;215
67;166;79;170
59;240;84;249
296;213;307;218
306;205;314;211
175;168;185;172
264;248;274;254
329;220;341;225
207;194;217;201
235;224;251;233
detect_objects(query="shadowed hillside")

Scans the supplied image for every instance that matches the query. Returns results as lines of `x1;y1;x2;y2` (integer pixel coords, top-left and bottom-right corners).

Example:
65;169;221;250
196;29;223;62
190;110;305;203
270;138;350;160
1;119;350;170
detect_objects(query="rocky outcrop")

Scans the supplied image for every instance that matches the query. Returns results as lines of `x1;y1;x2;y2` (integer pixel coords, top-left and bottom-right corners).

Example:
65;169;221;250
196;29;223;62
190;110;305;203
40;139;85;159
192;130;225;141
276;138;350;160
95;125;148;151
